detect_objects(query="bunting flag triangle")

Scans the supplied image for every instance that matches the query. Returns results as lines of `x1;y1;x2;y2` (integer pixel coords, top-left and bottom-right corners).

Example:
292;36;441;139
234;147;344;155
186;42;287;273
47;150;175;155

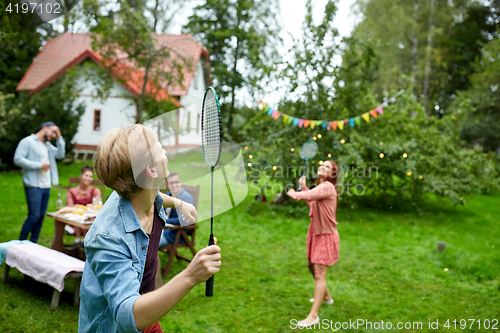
362;113;370;122
349;118;355;127
258;91;403;131
337;121;344;130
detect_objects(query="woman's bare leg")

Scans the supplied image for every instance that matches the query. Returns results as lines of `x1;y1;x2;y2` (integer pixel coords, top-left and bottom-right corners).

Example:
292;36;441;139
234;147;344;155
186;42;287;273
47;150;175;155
302;264;328;322
309;260;332;301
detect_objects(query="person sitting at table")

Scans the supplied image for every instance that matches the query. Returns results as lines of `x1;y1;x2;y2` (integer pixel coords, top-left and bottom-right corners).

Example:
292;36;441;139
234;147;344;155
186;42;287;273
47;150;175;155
158;172;195;248
66;166;101;242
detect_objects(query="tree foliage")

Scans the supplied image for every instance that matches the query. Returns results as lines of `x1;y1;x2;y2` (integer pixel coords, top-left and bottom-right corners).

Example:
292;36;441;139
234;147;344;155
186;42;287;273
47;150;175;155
240;0;497;209
81;0;190;123
351;0;499;114
453;34;500;153
0;27;42;94
437;1;500;110
184;0;281;135
1;75;85;170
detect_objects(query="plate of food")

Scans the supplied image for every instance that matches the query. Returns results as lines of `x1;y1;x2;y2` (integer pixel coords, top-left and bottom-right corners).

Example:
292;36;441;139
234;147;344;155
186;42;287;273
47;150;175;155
57;206;77;215
63;213;86;223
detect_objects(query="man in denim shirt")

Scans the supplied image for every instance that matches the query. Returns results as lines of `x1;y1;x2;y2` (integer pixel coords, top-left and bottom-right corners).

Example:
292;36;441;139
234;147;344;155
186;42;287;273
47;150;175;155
13;122;65;243
79;124;221;333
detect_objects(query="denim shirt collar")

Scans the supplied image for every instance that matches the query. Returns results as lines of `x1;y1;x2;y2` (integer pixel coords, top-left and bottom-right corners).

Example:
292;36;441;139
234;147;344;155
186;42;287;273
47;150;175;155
118;191;165;233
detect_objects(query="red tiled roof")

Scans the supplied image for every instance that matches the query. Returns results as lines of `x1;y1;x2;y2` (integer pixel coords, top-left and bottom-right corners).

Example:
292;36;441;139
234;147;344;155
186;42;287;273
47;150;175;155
17;33;210;103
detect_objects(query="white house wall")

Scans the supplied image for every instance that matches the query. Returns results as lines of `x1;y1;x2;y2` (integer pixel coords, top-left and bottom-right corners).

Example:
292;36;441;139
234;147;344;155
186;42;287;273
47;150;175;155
73;77;136;146
178;60;206;146
72;59;207;148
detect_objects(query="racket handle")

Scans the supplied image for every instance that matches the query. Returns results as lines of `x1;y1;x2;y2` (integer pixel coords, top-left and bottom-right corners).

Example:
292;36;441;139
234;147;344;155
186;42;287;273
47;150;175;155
205;233;215;297
298;184;302;191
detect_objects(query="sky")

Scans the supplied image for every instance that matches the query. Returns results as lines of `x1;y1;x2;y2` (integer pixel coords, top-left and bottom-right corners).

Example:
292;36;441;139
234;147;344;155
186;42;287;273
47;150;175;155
267;0;360;104
169;0;359;40
159;0;361;106
279;0;359;44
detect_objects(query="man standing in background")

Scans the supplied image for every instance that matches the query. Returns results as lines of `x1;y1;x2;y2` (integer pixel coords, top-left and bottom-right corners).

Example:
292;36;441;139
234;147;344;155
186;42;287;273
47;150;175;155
14;122;65;243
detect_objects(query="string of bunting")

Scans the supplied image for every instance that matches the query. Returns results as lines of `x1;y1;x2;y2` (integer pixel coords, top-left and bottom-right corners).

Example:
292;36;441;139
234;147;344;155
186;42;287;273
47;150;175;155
258;90;405;131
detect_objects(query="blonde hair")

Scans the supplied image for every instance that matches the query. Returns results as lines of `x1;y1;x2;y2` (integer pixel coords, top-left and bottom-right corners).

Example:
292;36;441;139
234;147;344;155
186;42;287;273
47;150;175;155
94;124;157;198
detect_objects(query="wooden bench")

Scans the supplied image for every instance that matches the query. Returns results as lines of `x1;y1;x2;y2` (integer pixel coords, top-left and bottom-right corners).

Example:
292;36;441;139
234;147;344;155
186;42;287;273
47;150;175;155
2;242;85;310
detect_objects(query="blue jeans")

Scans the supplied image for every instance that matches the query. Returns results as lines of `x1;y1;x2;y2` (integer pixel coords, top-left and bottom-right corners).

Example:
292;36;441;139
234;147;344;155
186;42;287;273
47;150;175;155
158;232;173;248
19;187;50;243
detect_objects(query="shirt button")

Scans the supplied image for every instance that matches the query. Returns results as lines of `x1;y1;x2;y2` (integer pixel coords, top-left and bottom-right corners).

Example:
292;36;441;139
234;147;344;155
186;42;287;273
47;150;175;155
142;246;146;250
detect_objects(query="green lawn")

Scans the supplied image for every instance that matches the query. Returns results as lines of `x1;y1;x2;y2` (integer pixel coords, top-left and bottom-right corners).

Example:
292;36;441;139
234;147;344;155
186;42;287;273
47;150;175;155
0;162;499;332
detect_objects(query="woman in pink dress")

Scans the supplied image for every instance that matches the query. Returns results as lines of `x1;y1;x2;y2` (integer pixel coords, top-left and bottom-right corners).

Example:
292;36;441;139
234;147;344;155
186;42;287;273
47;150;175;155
287;160;339;327
66;166;101;241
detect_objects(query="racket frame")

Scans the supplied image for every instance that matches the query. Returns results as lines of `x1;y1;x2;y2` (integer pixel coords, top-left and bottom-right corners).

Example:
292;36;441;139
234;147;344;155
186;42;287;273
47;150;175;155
201;86;222;168
297;139;318;191
201;86;222;297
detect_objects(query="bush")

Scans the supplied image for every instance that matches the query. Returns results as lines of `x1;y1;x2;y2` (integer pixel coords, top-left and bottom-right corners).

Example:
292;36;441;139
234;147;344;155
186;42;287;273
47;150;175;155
241;89;498;209
0;76;85;170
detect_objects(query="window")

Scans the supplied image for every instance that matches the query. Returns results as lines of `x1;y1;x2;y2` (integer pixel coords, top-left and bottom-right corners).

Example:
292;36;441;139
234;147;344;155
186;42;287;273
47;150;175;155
94;110;101;131
193;66;199;90
186;112;191;132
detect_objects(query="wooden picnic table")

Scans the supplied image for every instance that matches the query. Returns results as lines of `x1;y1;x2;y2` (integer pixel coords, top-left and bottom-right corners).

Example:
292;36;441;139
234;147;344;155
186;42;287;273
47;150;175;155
46;212;92;259
46;211;166;289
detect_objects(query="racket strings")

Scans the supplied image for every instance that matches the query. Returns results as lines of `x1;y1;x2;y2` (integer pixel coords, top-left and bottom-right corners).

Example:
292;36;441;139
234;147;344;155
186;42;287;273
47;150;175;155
300;142;318;160
202;91;221;167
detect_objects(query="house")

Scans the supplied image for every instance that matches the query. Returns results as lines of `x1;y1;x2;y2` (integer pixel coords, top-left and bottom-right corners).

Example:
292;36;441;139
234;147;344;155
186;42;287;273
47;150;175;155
17;32;211;160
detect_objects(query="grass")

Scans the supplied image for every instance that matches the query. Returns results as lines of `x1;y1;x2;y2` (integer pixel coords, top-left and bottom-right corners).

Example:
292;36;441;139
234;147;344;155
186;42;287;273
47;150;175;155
0;161;499;332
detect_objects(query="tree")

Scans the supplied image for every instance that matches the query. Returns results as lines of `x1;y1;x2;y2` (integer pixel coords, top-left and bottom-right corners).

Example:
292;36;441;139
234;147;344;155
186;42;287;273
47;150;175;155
81;0;190;123
240;0;497;209
437;1;500;111
184;0;280;135
350;0;499;114
454;35;500;153
0;10;84;170
1;74;85;170
0;27;42;94
0;92;31;169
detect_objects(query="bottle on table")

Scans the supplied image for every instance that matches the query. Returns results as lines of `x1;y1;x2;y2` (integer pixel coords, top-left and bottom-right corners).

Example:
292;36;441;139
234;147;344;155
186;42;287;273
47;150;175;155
56;193;63;210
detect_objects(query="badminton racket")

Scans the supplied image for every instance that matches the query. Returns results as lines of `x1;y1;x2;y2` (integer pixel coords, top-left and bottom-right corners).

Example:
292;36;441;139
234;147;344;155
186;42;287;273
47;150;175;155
298;139;318;191
201;86;222;297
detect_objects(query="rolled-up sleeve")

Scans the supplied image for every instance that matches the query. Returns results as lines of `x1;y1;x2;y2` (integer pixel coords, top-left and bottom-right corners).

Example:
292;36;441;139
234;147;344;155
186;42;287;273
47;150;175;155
49;136;66;159
85;233;141;333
